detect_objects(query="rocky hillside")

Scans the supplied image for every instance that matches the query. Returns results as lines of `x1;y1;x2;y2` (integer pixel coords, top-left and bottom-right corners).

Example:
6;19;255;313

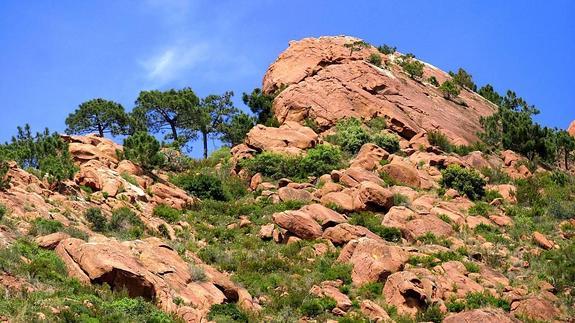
0;36;573;323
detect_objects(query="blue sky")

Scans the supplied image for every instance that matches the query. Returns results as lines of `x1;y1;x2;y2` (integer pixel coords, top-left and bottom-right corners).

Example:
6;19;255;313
1;1;574;157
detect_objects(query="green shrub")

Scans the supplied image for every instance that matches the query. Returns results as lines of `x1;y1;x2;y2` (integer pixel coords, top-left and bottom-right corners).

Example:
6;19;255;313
372;133;400;153
439;80;461;99
427;76;439;87
239;152;299;180
480;167;512;184
123;132;165;170
110;207;145;239
0;203;7;220
299;144;345;177
120;172;139;187
174;173;226;201
483;189;503;203
29;218;64;236
153;204;181;223
440;165;486;200
328;118;371;154
400;56;424;79
393;193;409;207
300;297;337;317
85;207;107;232
464;261;480;273
377;44;396;55
366;117;387;132
427;130;453;152
463;292;510;311
468;201;491;217
416;304;444;323
355;282;383;299
349;212;402;242
0;159;11;191
367;53;382;67
207;303;248;322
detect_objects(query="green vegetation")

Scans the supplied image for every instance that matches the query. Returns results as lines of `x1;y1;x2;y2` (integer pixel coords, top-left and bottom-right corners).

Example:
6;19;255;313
173;173;226;201
367;53;382;67
241;144;345;180
0;125;77;185
300;297;337;317
208;303;248;322
326;118;400;154
439;79;461;99
449;68;477;91
85;207;107;232
427;76;439;87
399;55;424;79
220;112;255;146
377;44;396;55
440;165;486;200
123;132;165;170
242;87;278;126
153;204;182;223
110;207;145;239
343;40;370;56
0;203;6;220
65;98;129;137
0;239;175;322
446;292;510;312
0;158;9;190
348;212;402;242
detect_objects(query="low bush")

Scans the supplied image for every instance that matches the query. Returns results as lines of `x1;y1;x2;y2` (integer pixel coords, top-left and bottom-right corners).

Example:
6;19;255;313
123;132;165;170
299;144;345;178
153;204;181;223
241;144;344;180
174;173;226;201
440;165;486;200
120;172;139;187
367;53;382;67
427;76;439;87
372;133;400;153
300;297;337;317
327;118;371;155
29;218;64;236
0;159;10;191
0;203;7;220
428;130;453;152
468;201;491;217
416;304;444;323
377;44;396;55
110;207;145;239
349;212;402;242
399;56;424;79
208;303;248;322
446;292;510;312
85;207;107;232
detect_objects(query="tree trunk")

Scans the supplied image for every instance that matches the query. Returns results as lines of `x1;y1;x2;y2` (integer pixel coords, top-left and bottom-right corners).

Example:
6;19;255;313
202;131;208;159
170;123;178;142
97;124;104;137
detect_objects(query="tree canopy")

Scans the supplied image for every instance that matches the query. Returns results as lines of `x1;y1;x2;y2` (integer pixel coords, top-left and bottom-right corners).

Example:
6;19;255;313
65;99;128;137
134;88;200;147
242;88;275;125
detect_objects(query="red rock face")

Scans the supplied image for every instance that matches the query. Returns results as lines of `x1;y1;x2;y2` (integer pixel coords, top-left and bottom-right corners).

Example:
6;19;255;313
263;36;497;144
569;120;575;137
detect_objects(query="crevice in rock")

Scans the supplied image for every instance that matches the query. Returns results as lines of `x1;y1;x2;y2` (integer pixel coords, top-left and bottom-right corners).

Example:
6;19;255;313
213;283;239;303
92;268;156;301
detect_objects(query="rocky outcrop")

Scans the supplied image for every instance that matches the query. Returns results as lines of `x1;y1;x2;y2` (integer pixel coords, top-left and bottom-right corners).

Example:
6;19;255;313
51;237;259;322
568;120;575;137
245;122;318;155
263;36;496;144
444;308;519;323
337;237;408;285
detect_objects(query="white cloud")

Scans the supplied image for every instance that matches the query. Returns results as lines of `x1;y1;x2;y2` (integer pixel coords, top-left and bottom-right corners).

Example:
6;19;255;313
140;42;210;87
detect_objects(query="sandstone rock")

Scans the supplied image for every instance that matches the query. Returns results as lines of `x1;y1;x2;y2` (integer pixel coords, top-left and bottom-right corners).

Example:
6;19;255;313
569;120;575;137
64;134;122;164
249;173;263;191
299;204;347;228
352;181;394;211
487;184;517;204
466;216;493;229
462;151;492;170
245;122;318;155
360;300;391;322
338;167;384;188
309;280;352;312
350;143;389;170
383;271;431;316
533;231;555;250
404;215;454;241
436;261;483;298
322;223;382;245
277;187;313;203
35;232;71;250
272;210;323;240
337;238;408;285
444;308;519;323
381;162;420;188
53;237;257;321
151;183;196;210
116;160;143;176
510;297;560;322
489;214;513;227
265;36;495;144
320;191;355;212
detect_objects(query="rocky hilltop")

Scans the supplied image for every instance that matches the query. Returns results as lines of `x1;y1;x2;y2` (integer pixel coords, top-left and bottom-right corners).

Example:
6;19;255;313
0;36;573;322
263;36;496;145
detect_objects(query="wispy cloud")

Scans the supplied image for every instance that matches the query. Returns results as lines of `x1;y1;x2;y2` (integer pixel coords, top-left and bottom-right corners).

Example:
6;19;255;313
140;42;210;87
